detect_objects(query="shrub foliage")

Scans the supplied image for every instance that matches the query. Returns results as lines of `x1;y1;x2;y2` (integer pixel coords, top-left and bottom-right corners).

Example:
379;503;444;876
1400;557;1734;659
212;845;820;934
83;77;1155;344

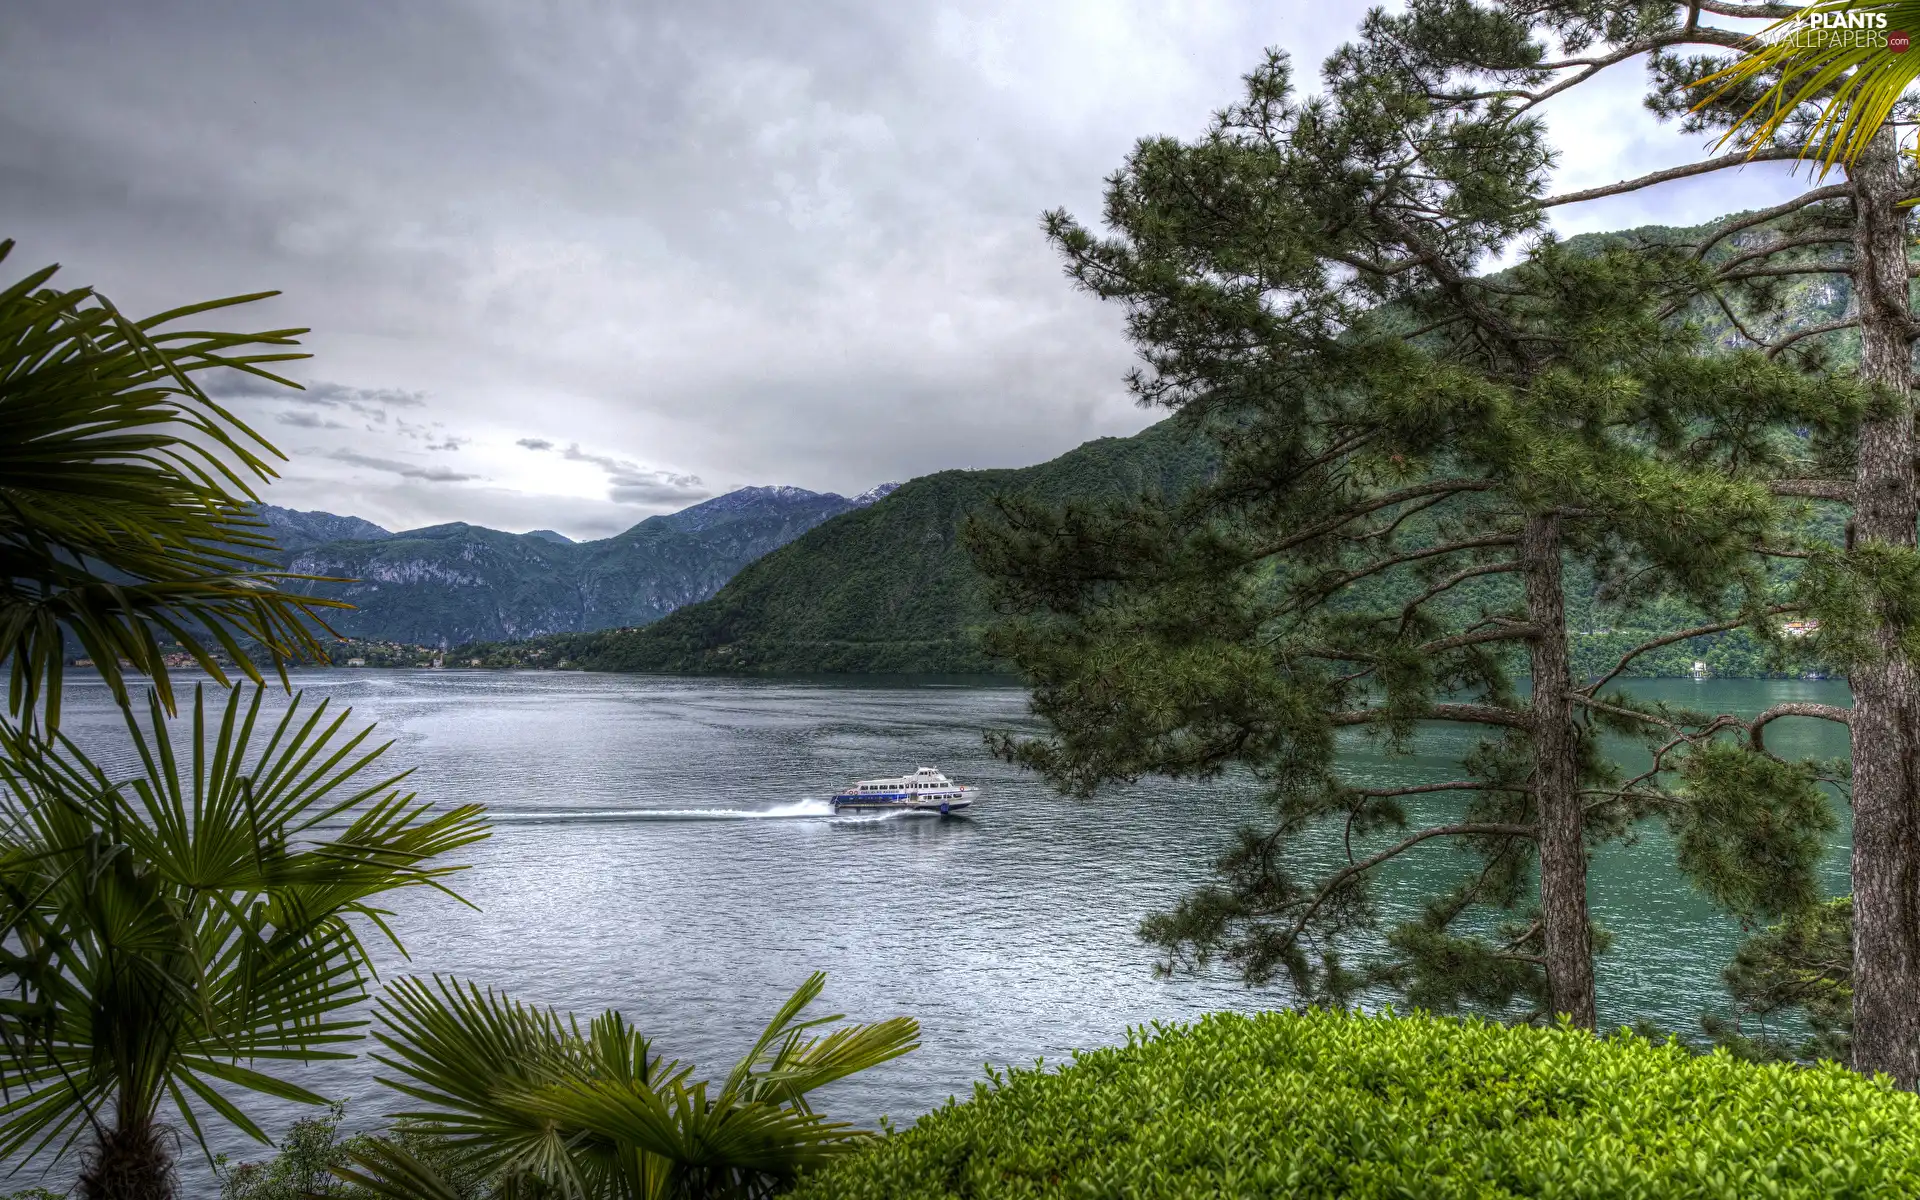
793;1009;1920;1199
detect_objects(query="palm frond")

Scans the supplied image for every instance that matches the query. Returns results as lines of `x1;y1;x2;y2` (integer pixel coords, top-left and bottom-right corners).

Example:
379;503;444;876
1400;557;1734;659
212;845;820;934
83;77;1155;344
359;972;917;1199
0;240;350;727
1696;0;1920;171
0;685;489;1168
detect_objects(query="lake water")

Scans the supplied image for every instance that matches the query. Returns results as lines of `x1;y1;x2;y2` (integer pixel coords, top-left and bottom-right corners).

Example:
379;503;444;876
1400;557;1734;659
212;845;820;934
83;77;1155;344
28;671;1854;1187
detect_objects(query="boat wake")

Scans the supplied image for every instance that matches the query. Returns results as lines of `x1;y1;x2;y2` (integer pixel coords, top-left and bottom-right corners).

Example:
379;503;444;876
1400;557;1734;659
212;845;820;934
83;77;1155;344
488;798;916;824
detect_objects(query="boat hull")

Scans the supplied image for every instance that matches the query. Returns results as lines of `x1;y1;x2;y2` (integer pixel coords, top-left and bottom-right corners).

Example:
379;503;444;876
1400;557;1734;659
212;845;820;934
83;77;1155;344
830;789;976;815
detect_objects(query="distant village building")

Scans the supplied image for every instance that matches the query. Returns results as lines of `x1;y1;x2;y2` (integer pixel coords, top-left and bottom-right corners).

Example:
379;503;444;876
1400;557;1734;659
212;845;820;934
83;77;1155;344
1780;619;1821;638
1691;660;1711;679
346;657;366;667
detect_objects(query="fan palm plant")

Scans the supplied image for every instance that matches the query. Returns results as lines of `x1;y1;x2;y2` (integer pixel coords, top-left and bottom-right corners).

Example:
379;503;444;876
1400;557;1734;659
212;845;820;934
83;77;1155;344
0;685;490;1199
335;972;919;1200
0;239;345;729
1698;0;1920;169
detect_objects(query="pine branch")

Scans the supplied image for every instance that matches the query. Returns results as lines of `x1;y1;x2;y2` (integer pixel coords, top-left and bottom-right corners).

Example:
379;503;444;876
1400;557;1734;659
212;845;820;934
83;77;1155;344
1695;0;1798;16
1621;729;1730;792
1509;27;1748;112
1539;147;1805;211
1288;534;1521;608
1566;693;1716;737
1248;480;1497;559
1272;822;1538;962
1331;703;1531;730
1707;288;1775;350
1422;626;1542;655
1715;232;1854;274
1693;185;1853;259
1342;490;1457;544
1377;214;1532;364
1766;318;1860;358
1350;780;1523;797
1399;312;1473;342
1581;605;1800;695
1299;625;1537;667
1750;702;1852;753
1717;263;1853;283
1398;562;1523;629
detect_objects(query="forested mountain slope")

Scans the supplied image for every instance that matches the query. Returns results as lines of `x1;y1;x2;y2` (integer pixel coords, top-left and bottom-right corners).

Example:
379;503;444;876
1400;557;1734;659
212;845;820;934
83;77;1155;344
461;420;1216;672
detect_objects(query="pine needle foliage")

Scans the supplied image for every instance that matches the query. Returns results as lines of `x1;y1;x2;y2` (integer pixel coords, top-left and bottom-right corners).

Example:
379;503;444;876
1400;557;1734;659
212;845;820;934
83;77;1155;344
1706;896;1856;1066
0;241;345;728
966;12;1870;1026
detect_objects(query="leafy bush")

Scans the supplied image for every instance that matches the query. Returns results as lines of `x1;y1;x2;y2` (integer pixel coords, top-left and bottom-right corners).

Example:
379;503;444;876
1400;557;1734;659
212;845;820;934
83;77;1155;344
216;1103;491;1200
792;1009;1920;1199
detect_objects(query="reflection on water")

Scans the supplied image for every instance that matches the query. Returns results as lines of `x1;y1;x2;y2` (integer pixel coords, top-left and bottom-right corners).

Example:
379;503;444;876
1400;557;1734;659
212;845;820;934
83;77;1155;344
36;670;1853;1184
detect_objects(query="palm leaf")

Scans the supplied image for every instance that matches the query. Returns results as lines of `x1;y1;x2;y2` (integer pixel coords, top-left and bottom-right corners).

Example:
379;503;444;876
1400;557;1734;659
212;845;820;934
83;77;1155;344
0;240;352;727
0;686;489;1170
1696;0;1920;171
358;972;917;1199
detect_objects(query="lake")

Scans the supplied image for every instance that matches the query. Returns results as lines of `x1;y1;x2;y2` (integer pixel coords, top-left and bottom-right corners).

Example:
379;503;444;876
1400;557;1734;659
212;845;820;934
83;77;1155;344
30;670;1854;1186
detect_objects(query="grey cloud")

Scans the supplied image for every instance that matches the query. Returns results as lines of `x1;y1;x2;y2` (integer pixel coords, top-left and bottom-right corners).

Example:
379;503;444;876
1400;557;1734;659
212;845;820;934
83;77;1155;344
1;1;1794;537
609;479;712;505
203;371;426;411
275;410;344;429
561;444;708;507
299;381;427;410
328;449;480;483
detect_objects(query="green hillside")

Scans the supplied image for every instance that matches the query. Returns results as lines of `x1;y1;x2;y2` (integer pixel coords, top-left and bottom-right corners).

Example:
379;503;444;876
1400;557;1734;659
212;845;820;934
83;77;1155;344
458;419;1215;673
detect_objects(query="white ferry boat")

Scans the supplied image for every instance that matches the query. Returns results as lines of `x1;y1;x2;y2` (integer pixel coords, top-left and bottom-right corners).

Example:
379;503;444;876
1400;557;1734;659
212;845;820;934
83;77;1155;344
831;766;977;815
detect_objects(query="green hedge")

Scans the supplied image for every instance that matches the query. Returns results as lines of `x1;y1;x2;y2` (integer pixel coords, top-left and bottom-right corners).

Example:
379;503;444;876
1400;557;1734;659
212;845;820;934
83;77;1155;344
793;1010;1920;1199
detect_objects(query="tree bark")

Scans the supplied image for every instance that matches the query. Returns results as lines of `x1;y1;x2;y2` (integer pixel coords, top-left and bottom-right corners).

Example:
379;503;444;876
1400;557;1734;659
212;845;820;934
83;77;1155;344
1522;512;1596;1027
79;1117;175;1200
1847;127;1920;1089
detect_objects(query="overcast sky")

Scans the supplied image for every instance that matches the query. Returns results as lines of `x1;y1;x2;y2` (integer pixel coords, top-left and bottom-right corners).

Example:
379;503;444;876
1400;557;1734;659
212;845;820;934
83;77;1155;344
3;1;1810;539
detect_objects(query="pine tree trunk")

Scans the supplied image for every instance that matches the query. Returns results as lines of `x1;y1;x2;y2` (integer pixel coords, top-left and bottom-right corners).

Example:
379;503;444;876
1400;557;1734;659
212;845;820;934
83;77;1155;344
79;1116;175;1200
1522;511;1595;1027
1846;128;1920;1089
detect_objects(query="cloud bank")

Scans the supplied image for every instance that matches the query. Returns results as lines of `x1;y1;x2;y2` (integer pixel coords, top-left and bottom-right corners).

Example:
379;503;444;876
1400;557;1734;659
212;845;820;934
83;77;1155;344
1;0;1811;539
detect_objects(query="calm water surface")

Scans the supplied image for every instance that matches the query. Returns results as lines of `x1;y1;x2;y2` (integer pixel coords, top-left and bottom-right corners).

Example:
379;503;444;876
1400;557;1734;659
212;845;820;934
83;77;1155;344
36;670;1853;1184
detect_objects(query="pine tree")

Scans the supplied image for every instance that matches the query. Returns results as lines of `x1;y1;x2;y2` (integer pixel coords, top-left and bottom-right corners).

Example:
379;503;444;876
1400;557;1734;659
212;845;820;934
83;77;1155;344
967;2;1880;1034
1651;0;1920;1086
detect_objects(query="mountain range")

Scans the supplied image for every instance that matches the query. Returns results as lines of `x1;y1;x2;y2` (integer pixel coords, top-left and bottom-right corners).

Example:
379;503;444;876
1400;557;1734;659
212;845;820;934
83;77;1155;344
457;420;1215;673
258;484;897;646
